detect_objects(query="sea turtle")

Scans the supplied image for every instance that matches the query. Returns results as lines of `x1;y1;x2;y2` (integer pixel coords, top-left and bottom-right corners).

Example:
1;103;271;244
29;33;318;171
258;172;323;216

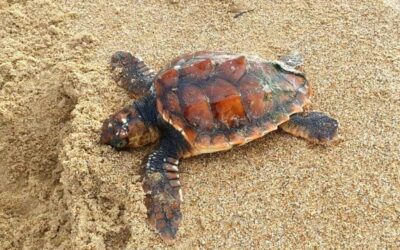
100;51;339;242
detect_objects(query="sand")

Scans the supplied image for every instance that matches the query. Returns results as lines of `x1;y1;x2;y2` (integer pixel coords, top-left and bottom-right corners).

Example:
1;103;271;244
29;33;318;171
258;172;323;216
0;0;399;249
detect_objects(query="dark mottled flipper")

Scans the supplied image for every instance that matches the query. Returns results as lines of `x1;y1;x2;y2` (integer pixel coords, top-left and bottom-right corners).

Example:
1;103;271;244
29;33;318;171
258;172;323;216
279;111;339;144
110;51;155;98
143;146;182;243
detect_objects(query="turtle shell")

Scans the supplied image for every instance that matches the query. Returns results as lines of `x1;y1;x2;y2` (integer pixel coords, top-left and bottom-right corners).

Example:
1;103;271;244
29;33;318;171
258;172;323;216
155;51;311;157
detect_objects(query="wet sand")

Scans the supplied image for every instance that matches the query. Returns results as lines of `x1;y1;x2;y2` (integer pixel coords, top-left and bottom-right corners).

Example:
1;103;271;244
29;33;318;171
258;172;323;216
0;0;399;248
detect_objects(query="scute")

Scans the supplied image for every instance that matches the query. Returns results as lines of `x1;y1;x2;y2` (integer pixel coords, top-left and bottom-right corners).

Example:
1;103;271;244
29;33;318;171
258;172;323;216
180;83;214;130
217;56;247;82
159;68;178;88
204;78;239;103
239;75;267;118
164;92;181;113
204;78;246;127
155;52;311;157
180;59;213;81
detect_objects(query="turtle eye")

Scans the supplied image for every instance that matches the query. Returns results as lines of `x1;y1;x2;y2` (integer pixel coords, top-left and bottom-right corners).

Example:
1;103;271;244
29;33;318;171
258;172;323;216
117;140;127;148
111;138;128;149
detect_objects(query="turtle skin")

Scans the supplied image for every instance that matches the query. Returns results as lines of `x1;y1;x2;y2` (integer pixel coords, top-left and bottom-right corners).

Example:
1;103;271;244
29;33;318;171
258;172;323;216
155;51;310;157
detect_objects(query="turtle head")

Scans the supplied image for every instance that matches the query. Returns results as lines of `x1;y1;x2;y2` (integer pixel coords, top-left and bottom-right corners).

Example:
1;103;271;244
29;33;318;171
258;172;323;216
101;105;159;149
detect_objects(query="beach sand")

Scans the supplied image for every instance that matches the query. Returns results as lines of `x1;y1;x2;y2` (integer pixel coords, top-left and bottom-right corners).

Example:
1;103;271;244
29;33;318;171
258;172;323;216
0;0;399;248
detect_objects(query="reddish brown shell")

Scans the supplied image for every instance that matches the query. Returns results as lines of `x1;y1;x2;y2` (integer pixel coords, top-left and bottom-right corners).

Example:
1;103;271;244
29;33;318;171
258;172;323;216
155;52;311;157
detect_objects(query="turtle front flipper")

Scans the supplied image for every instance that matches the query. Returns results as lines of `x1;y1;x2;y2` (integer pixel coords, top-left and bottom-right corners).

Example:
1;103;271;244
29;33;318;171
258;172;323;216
279;111;339;144
110;51;155;98
143;143;183;243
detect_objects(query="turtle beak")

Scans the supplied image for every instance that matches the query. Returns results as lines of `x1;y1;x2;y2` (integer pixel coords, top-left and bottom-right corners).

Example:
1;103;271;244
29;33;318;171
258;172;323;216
100;118;113;145
101;116;123;144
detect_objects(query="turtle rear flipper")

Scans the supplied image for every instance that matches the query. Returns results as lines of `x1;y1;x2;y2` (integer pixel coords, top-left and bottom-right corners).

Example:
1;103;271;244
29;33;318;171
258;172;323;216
279;111;339;144
111;51;155;98
278;52;304;68
143;140;183;243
